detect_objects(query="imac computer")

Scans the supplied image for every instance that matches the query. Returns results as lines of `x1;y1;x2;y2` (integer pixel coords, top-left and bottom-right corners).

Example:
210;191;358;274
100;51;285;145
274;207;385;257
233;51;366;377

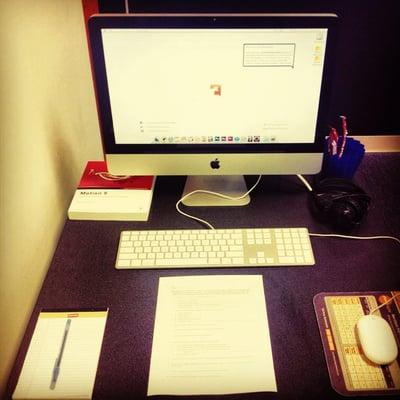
88;14;338;206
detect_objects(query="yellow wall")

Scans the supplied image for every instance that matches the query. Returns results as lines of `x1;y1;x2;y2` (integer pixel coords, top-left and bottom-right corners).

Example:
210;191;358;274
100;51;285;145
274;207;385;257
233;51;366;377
0;0;102;395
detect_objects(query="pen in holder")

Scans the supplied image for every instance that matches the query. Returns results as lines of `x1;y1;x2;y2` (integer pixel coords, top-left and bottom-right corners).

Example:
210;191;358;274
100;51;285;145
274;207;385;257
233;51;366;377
320;116;365;180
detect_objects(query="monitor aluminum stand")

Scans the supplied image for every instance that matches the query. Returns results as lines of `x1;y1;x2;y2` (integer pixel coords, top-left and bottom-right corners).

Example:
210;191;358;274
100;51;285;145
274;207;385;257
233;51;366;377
181;175;250;206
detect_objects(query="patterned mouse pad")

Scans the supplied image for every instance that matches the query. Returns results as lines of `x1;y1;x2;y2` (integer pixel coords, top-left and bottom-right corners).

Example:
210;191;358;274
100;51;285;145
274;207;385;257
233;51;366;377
313;291;400;396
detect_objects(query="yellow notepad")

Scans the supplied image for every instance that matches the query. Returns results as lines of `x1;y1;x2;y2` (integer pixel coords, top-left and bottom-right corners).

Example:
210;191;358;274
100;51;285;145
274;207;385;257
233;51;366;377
13;310;108;399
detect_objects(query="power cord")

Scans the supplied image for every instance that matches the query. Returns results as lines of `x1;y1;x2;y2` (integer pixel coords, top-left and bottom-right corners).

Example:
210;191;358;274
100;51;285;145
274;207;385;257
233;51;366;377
296;174;313;192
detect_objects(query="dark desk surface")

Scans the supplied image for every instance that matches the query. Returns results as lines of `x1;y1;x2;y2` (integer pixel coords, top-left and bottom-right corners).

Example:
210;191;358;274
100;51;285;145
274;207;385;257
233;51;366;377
6;153;400;400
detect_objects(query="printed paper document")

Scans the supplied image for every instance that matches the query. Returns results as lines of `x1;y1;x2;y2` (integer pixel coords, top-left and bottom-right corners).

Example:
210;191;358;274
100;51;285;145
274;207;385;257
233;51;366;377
147;275;277;395
13;310;108;399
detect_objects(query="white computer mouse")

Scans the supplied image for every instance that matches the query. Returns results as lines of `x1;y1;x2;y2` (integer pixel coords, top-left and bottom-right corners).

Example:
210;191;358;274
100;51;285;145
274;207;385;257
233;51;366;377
356;314;398;365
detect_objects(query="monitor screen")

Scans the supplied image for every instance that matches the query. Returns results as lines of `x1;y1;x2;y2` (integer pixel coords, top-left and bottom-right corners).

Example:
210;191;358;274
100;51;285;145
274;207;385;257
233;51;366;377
88;14;338;201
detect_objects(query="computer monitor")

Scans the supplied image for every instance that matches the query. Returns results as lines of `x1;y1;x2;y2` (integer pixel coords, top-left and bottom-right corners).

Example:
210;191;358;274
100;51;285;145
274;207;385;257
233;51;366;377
88;13;338;206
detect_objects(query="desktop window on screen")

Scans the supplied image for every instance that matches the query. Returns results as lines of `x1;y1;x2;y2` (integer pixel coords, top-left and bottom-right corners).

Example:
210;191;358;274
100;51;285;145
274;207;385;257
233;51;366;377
101;27;327;145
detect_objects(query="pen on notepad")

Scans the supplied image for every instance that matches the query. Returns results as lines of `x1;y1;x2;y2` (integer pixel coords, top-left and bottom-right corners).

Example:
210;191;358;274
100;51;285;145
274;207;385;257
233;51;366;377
50;318;71;390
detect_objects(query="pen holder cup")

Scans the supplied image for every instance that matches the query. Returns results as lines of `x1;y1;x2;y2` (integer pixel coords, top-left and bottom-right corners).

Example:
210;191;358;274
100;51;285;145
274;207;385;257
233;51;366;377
320;137;365;180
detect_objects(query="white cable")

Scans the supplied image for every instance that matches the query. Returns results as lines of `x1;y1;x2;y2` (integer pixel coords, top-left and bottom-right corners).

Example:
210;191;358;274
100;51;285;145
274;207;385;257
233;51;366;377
175;172;400;242
176;175;263;229
309;232;400;245
369;292;400;315
175;201;216;229
95;172;131;181
296;174;313;192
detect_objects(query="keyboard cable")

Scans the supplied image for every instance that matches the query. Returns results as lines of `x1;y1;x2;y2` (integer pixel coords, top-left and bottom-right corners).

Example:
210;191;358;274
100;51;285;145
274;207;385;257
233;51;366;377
176;175;263;229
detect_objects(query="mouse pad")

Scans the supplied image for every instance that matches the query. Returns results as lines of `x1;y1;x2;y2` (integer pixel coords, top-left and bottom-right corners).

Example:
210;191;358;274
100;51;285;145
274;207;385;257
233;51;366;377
313;291;400;396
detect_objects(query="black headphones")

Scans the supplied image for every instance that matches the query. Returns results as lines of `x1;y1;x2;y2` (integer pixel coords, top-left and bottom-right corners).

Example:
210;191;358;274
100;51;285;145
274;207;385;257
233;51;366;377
310;178;371;231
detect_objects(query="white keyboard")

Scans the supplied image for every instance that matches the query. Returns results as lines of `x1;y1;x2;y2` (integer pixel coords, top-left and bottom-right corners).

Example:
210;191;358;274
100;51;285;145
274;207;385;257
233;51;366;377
115;227;315;269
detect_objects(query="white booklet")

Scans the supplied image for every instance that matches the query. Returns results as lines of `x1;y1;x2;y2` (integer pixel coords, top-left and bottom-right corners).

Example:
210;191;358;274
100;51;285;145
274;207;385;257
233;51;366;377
13;310;108;399
68;187;154;221
148;275;277;396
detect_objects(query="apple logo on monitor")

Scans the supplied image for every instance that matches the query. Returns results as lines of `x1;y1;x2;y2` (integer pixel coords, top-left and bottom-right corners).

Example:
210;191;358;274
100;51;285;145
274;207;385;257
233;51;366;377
210;158;220;169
